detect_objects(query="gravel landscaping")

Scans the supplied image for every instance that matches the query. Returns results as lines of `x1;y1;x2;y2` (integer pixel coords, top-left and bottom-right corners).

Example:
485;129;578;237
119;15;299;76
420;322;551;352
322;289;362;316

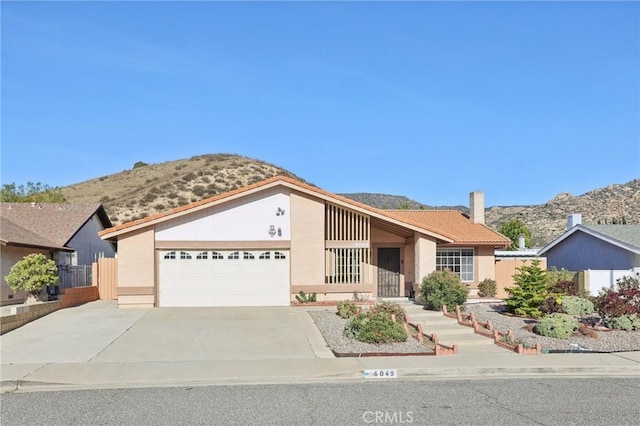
308;309;434;355
465;302;640;353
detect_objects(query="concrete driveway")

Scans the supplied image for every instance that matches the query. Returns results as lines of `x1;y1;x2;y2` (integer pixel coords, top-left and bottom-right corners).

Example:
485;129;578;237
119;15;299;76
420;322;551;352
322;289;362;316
0;301;330;365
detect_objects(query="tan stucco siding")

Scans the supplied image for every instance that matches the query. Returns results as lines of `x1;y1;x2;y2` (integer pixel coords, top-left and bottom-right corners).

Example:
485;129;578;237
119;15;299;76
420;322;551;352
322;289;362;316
117;227;155;307
1;246;50;305
414;233;437;286
474;246;497;287
290;192;325;285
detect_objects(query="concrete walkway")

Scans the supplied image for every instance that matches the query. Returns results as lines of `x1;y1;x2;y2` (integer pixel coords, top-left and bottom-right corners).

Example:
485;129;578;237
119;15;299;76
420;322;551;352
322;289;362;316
403;304;506;355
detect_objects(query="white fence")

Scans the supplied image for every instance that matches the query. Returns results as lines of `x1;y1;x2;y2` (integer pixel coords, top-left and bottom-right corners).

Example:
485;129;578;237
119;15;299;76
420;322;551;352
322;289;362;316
583;268;640;296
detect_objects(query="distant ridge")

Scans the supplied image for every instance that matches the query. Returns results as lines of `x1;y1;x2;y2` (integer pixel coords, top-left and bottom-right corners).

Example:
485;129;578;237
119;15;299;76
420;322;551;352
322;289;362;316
58;153;639;246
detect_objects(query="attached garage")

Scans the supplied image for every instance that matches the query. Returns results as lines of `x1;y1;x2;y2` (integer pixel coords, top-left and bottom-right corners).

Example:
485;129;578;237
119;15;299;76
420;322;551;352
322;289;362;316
158;249;290;307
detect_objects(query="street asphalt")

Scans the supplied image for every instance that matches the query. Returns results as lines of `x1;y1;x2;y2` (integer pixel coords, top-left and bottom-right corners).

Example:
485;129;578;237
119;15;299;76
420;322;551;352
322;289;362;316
1;300;638;393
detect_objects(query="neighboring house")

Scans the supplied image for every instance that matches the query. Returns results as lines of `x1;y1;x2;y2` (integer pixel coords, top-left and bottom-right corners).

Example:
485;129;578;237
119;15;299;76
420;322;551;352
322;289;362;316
99;176;509;308
0;203;116;305
538;214;640;271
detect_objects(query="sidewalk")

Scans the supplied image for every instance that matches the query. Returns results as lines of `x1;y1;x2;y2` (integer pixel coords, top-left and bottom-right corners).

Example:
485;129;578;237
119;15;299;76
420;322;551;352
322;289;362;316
2;350;639;393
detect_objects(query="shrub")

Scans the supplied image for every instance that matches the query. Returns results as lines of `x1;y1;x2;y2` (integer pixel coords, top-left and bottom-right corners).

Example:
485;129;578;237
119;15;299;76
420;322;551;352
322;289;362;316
605;314;640;332
477;279;497;298
549;280;578;296
295;291;316;303
337;300;358;319
505;259;547;318
539;296;563;315
343;312;369;339
4;253;59;302
561;296;594;316
356;312;408;344
534;313;579;339
594;287;640;318
545;267;575;289
616;273;640;291
371;301;406;323
420;269;469;311
133;161;148;169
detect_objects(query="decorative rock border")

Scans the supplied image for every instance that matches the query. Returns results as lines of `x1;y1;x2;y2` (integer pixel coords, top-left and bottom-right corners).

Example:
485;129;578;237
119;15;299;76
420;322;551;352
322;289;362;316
442;305;542;355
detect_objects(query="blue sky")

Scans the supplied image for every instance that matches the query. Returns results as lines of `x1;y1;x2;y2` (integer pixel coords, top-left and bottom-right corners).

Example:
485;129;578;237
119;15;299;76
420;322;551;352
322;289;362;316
2;1;638;207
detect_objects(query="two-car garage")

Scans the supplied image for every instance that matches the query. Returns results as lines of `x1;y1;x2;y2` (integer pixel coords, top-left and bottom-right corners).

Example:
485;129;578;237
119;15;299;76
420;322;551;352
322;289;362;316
158;249;290;307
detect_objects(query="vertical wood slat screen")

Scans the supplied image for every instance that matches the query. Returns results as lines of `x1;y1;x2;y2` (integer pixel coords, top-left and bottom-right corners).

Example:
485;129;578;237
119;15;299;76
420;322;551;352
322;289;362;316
325;203;371;284
325;204;370;241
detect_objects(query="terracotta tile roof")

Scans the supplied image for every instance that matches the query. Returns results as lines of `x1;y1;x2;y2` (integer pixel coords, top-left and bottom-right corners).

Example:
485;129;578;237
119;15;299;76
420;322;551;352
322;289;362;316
386;210;510;246
98;175;505;247
0;216;70;250
0;203;110;247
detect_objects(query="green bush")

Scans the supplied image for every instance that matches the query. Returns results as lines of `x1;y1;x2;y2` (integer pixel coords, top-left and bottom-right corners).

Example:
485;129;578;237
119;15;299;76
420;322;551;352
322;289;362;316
4;253;58;302
420;269;469;311
561;296;594;316
477;279;497;298
534;313;579;339
343;312;369;339
337;300;358;319
356;312;408;344
505;259;547;318
605;314;640;332
371;301;406;322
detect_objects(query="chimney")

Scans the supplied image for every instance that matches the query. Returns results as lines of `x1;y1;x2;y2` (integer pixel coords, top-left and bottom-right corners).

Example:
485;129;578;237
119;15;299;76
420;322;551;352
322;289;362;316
567;214;582;230
469;191;484;224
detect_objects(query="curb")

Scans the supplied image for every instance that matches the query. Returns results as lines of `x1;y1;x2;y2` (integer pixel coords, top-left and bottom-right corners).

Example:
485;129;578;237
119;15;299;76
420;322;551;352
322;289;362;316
3;366;639;393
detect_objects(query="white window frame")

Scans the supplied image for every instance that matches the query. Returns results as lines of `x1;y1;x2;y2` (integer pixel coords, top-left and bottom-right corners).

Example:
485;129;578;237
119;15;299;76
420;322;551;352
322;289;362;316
436;248;474;282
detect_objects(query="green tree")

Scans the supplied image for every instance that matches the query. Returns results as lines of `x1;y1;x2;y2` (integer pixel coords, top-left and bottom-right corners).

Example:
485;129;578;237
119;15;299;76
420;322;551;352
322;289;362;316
499;219;532;250
505;259;548;318
133;161;148;169
0;182;66;203
4;253;59;303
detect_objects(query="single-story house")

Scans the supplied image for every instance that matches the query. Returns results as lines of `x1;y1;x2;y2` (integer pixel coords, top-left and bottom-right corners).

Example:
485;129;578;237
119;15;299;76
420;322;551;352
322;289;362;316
99;176;509;308
0;203;116;305
538;214;640;271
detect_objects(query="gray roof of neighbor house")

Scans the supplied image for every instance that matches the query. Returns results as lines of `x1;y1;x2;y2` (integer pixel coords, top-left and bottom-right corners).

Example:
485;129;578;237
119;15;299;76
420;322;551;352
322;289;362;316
0;203;112;248
0;216;71;251
539;224;640;255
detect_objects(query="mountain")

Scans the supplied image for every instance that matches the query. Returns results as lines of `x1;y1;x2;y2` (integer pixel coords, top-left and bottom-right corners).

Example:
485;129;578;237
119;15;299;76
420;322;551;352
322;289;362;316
59;153;639;246
343;181;640;247
61;154;306;224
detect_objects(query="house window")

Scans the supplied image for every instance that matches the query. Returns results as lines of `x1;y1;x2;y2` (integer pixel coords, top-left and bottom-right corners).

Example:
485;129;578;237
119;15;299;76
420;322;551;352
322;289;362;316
164;251;176;260
180;251;192;260
325;248;370;284
211;251;224;259
196;251;208;260
436;248;474;281
228;251;240;260
259;252;271;259
243;252;255;260
274;251;286;260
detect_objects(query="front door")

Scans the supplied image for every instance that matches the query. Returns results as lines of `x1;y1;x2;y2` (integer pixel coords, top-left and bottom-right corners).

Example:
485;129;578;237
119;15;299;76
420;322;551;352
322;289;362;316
377;248;400;297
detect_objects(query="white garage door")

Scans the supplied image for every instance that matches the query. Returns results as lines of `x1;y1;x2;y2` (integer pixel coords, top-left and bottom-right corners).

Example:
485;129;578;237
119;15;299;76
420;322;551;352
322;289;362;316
158;250;290;307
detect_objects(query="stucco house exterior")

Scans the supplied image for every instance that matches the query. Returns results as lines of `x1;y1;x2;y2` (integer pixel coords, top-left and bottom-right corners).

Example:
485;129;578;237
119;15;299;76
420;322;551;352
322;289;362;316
0;203;116;305
538;214;640;271
99;176;509;308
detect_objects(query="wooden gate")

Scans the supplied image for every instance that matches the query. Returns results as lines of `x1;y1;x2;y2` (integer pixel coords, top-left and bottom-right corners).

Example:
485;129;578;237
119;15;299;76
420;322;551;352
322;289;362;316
92;258;118;300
